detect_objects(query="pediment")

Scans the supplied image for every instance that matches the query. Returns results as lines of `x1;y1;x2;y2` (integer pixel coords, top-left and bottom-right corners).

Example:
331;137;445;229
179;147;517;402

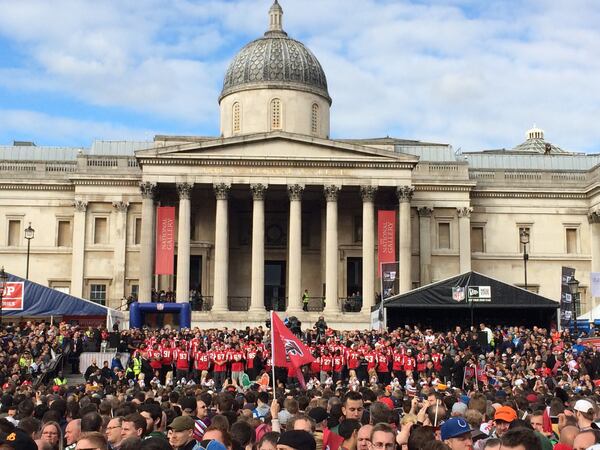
136;132;418;165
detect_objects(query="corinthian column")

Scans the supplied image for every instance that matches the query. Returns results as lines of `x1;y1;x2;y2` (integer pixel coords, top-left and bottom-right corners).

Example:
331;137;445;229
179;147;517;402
397;186;414;293
589;210;600;313
213;183;230;312
418;207;433;285
250;184;267;312
457;207;473;273
287;184;304;312
361;186;377;312
324;185;340;313
112;201;129;305
139;182;156;303
176;183;193;303
71;199;88;298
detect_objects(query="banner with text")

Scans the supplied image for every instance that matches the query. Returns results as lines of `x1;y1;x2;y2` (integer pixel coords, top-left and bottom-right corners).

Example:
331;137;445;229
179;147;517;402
560;266;576;328
1;281;24;311
378;210;396;276
155;206;176;275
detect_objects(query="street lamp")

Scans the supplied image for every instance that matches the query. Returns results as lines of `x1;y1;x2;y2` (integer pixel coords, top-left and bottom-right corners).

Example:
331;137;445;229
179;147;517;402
0;266;7;325
24;222;35;280
519;228;530;290
568;277;580;335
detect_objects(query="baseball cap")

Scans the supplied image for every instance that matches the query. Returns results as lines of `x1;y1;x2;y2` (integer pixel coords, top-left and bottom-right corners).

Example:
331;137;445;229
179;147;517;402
0;428;38;450
307;407;328;423
168;415;195;432
494;406;517;423
441;417;473;440
379;397;395;410
574;399;595;414
197;440;227;450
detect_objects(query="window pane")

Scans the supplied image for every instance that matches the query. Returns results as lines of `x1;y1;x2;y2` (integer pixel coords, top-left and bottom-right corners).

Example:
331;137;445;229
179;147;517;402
566;228;578;254
471;227;484;253
8;220;20;246
519;227;530;252
438;223;450;249
90;284;106;305
57;220;72;247
94;217;108;244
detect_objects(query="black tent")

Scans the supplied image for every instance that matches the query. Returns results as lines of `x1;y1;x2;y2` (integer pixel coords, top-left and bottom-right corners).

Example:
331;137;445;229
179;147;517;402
382;271;559;330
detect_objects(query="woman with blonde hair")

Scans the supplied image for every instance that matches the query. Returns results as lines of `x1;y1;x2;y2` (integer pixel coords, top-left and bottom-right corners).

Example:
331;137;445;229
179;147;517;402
40;421;63;450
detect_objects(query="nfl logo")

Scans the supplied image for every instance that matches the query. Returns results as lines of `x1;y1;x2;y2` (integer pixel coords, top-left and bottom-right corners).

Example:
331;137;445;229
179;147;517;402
452;287;465;302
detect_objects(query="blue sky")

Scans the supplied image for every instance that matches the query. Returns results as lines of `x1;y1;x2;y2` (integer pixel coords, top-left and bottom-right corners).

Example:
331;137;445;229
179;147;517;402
0;0;599;152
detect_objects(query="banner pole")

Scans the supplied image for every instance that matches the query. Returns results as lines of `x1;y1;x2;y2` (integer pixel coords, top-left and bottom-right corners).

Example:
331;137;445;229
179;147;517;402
271;310;276;393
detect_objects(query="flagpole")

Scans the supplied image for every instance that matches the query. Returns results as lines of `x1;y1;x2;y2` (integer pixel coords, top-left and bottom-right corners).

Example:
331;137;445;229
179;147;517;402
271;310;276;393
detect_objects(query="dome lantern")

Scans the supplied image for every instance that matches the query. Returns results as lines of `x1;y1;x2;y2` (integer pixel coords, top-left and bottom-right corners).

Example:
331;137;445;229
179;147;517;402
267;0;286;36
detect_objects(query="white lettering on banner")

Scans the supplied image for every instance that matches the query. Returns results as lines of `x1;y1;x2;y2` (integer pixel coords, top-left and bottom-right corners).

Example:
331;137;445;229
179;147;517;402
160;218;174;251
382;222;394;255
2;282;24;311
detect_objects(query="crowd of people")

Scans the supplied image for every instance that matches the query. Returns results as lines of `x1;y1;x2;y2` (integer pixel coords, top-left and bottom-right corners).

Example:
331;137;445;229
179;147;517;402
2;319;600;450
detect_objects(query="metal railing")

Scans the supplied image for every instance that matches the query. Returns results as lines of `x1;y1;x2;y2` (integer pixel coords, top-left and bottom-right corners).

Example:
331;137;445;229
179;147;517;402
305;297;325;312
339;297;363;312
228;296;250;311
191;296;213;312
266;297;287;312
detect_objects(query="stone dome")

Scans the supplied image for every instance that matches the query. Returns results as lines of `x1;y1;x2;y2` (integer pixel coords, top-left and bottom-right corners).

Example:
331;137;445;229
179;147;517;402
219;1;331;104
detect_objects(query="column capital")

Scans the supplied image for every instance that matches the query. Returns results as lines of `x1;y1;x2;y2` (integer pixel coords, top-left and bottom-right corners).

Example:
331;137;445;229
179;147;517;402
73;199;88;212
589;210;600;223
324;185;340;202
112;201;129;213
140;182;157;199
176;182;193;200
457;207;473;218
360;185;378;202
251;183;268;200
287;184;304;201
396;185;414;202
213;183;230;200
417;206;433;217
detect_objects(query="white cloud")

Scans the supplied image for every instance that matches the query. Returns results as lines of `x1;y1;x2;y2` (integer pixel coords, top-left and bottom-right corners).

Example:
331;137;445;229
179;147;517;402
0;0;598;151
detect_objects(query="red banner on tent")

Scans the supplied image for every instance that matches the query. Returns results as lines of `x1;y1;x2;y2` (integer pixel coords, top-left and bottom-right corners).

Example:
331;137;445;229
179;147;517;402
2;281;24;311
155;206;175;275
378;210;396;274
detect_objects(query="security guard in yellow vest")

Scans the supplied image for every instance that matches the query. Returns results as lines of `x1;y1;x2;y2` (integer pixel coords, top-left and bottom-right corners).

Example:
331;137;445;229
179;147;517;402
53;371;67;386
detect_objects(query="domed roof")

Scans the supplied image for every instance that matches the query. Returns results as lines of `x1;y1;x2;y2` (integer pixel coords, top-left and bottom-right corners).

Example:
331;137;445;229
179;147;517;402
220;1;330;104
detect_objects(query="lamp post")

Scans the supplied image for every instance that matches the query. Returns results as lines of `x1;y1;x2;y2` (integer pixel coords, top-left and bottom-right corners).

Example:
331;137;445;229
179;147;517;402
568;277;580;336
519;229;530;290
24;222;35;280
0;266;7;326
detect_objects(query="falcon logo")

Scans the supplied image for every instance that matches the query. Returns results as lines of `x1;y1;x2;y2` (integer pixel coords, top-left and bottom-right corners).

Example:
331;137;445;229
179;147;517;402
284;339;304;357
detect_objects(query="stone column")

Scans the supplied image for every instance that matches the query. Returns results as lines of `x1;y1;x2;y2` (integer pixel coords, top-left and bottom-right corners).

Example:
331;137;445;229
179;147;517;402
213;183;230;312
176;183;193;303
71;199;88;298
139;182;156;303
457;207;473;273
397;186;414;294
588;211;600;313
250;184;267;312
287;185;304;312
324;185;340;313
361;186;377;312
417;207;433;286
112;201;129;305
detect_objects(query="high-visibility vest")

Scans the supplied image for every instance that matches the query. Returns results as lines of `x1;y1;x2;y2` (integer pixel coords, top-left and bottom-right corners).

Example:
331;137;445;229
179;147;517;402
133;357;142;375
54;377;67;386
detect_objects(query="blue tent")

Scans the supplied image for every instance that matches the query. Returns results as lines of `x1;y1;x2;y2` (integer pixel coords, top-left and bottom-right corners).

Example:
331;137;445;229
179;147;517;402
2;272;121;320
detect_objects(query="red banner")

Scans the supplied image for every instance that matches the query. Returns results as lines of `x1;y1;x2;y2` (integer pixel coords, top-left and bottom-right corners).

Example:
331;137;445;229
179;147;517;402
378;210;396;275
2;281;24;311
155;206;175;275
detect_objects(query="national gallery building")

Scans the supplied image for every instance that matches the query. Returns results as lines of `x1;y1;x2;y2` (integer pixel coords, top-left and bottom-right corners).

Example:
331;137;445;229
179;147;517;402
1;2;599;328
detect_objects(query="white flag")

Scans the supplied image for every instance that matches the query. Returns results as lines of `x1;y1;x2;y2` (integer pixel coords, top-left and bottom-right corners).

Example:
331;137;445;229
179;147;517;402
591;272;600;297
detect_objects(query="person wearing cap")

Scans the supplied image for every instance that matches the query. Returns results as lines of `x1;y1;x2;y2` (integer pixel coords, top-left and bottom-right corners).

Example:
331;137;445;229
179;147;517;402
573;399;599;431
441;417;474;450
277;430;316;450
493;406;517;438
167;416;196;450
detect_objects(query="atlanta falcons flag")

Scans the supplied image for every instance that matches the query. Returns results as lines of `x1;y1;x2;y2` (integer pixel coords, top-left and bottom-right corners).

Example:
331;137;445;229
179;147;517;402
271;311;314;387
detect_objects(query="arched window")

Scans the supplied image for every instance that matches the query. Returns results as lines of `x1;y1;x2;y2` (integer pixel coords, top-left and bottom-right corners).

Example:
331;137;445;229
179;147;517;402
311;103;319;134
271;98;282;130
232;102;241;133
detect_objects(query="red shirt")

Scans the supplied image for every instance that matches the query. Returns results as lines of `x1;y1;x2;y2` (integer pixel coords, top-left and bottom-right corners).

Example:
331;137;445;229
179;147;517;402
161;346;173;365
333;355;345;372
213;351;227;372
347;350;360;370
404;356;416;371
150;350;163;369
194;351;210;370
231;351;245;372
321;355;333;372
246;350;257;369
392;352;404;371
311;357;321;374
376;353;389;372
175;350;190;370
364;352;377;371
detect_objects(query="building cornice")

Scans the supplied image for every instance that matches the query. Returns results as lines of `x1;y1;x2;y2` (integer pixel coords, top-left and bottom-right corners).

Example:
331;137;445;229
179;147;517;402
70;177;141;187
0;183;74;191
471;190;587;199
414;184;474;192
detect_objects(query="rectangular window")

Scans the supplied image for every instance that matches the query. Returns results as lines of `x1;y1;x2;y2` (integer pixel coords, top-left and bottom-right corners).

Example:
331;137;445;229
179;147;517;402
438;222;450;249
134;217;142;245
354;215;363;243
519;226;531;252
57;220;72;247
566;228;578;254
94;217;108;244
131;284;139;300
90;284;107;305
471;226;484;253
7;219;21;246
